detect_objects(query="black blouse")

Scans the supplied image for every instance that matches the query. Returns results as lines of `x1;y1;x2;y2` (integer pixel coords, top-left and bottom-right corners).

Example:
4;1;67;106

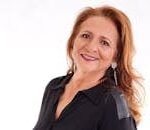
33;73;137;130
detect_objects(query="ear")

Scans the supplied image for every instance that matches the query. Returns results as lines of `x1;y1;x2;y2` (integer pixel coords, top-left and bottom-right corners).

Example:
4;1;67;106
112;50;118;63
114;47;118;61
70;48;73;58
112;57;117;64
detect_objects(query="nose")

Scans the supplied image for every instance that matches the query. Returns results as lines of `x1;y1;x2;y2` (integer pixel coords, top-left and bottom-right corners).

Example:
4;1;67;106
85;38;98;52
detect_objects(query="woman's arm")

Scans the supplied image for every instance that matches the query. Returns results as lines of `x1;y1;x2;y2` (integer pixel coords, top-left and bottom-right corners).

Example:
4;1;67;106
98;89;137;130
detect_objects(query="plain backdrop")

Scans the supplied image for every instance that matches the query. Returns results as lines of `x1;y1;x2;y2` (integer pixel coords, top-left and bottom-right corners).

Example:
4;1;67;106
0;0;149;130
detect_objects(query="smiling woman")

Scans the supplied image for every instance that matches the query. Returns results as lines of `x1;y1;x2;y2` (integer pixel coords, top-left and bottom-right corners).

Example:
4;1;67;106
33;5;143;130
71;16;118;75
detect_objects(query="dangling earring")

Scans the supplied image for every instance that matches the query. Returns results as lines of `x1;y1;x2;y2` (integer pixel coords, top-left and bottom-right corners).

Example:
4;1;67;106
111;62;118;86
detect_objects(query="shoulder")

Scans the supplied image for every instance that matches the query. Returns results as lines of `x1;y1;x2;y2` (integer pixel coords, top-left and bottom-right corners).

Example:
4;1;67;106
45;75;66;90
48;75;66;86
45;73;74;90
103;88;131;120
98;88;137;130
40;75;66;102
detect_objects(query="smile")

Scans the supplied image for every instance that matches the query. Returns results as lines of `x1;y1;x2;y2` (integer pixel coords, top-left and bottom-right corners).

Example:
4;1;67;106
80;54;98;61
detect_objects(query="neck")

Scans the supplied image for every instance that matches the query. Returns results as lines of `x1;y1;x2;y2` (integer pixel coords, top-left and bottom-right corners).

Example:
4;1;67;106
69;70;105;90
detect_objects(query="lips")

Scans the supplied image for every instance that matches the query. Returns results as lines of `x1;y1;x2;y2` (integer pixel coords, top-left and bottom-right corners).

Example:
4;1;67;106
80;54;98;61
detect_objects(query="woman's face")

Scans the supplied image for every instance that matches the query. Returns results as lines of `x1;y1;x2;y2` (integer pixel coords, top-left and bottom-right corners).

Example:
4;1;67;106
72;16;119;74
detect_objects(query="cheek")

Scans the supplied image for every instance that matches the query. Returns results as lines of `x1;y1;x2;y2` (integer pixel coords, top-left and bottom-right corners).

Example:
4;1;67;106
99;49;116;62
71;41;80;58
72;39;85;53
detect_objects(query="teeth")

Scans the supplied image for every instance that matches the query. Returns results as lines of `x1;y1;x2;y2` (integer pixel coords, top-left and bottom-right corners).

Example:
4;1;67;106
81;54;98;61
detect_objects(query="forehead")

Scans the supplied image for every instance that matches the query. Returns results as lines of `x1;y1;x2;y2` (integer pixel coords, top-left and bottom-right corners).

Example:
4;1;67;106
79;16;119;42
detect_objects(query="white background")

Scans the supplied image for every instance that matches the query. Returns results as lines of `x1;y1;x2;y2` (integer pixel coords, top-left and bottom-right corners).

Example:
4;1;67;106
0;0;149;130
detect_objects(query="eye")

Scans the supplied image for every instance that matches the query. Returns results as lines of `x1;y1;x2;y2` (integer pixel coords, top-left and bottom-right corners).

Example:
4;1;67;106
100;40;110;46
81;33;90;39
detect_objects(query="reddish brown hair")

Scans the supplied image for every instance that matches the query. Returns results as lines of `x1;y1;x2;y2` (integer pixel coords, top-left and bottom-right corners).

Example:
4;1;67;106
66;5;143;124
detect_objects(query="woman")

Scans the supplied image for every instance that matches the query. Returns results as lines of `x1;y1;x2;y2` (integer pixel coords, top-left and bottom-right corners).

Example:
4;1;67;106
33;5;142;130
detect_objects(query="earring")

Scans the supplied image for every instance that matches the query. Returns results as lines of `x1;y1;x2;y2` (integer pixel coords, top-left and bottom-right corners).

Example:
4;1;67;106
111;62;118;86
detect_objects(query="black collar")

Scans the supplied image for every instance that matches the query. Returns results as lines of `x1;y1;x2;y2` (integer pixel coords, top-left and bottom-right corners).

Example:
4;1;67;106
49;73;114;105
81;81;107;105
50;73;73;90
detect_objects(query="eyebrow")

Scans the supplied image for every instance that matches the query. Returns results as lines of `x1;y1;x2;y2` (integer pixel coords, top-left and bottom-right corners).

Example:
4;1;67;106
100;36;112;44
81;31;92;35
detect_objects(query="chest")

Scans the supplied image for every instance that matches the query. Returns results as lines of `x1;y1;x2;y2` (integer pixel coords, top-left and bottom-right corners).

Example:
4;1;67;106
52;91;104;130
37;87;105;130
55;89;78;121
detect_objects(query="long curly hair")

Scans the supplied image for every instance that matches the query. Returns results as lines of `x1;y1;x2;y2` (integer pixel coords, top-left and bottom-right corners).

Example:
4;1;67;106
66;5;143;124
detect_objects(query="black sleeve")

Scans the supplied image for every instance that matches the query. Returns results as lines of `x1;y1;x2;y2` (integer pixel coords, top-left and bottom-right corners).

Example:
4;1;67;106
99;93;137;130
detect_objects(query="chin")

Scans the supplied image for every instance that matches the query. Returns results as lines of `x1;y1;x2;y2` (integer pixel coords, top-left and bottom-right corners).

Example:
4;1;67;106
80;66;99;73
